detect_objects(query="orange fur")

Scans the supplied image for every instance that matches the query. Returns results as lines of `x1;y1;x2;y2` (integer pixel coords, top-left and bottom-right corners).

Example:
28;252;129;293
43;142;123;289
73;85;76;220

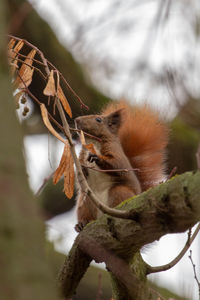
102;101;168;190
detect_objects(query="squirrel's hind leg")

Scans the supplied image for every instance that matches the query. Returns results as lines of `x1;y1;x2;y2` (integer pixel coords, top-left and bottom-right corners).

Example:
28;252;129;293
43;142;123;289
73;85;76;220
76;192;97;231
108;185;136;208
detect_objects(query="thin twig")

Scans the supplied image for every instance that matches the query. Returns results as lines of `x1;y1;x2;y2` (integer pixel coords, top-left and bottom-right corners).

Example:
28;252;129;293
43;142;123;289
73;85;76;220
47;60;89;110
8;55;46;80
82;164;140;173
166;166;177;181
188;249;200;298
75;129;101;142
22;87;100;141
8;34;49;64
8;35;88;110
9;36;99;142
15;57;67;137
11;49;47;66
146;223;200;274
35;172;54;196
22;87;65;132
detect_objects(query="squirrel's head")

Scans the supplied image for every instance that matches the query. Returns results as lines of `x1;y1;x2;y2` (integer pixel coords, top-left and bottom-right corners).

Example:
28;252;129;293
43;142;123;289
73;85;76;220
75;109;123;139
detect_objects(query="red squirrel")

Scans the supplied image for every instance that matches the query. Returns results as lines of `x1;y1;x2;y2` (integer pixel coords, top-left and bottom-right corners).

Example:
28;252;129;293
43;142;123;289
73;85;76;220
75;101;168;228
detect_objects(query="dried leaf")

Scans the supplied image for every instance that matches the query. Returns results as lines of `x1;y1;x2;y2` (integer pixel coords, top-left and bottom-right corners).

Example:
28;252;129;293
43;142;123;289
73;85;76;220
84;143;96;154
15;49;36;88
16;66;34;88
10;59;18;69
10;56;19;76
53;142;74;199
40;103;66;144
9;40;24;60
8;38;16;50
14;40;24;55
80;130;96;153
56;72;72;118
8;39;16;63
43;70;56;96
57;85;72;118
53;143;68;184
80;130;86;145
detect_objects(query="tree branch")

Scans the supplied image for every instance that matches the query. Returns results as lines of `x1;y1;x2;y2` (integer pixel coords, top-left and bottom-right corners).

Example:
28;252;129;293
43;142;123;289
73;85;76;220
59;170;200;299
146;222;200;274
78;236;141;297
58;239;92;299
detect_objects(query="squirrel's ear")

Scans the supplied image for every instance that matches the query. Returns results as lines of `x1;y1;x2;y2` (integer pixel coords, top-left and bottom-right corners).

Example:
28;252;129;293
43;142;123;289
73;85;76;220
106;109;123;133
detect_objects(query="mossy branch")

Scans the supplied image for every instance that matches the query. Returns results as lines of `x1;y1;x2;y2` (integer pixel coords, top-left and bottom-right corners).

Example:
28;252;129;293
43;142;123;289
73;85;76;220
59;170;200;299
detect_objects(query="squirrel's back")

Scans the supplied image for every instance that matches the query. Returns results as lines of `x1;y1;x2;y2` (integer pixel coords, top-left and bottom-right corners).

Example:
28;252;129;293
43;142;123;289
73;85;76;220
102;101;168;190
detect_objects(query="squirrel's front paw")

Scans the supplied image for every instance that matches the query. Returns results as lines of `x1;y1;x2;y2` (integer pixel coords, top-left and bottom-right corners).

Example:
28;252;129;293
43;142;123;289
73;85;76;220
87;153;99;163
75;221;87;232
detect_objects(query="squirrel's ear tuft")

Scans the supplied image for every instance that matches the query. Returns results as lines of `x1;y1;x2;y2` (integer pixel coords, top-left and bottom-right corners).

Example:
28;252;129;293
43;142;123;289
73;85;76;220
106;109;123;134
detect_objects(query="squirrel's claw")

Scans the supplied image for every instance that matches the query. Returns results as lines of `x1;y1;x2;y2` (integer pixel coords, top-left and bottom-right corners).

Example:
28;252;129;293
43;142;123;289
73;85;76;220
87;153;99;163
74;221;87;232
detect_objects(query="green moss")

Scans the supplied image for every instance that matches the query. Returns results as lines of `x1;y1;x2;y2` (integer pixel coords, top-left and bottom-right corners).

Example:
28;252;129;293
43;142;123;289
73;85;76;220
129;252;147;281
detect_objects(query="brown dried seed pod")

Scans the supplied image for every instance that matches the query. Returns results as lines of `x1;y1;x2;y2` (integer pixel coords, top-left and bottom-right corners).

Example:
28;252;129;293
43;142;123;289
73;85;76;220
21;96;27;104
24;106;29;113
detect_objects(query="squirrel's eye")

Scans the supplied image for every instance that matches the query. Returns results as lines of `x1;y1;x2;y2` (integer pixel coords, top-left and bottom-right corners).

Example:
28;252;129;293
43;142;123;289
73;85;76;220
95;117;102;123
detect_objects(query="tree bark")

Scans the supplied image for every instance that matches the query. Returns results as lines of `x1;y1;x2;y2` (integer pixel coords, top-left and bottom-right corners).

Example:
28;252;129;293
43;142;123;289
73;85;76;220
59;171;200;299
0;2;60;299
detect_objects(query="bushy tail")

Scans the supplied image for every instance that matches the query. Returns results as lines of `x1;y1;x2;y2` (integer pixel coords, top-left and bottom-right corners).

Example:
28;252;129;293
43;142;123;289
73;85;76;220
102;101;169;190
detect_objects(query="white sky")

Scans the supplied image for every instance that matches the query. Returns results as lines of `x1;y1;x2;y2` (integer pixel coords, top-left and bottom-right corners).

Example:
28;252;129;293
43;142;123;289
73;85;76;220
25;1;200;299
